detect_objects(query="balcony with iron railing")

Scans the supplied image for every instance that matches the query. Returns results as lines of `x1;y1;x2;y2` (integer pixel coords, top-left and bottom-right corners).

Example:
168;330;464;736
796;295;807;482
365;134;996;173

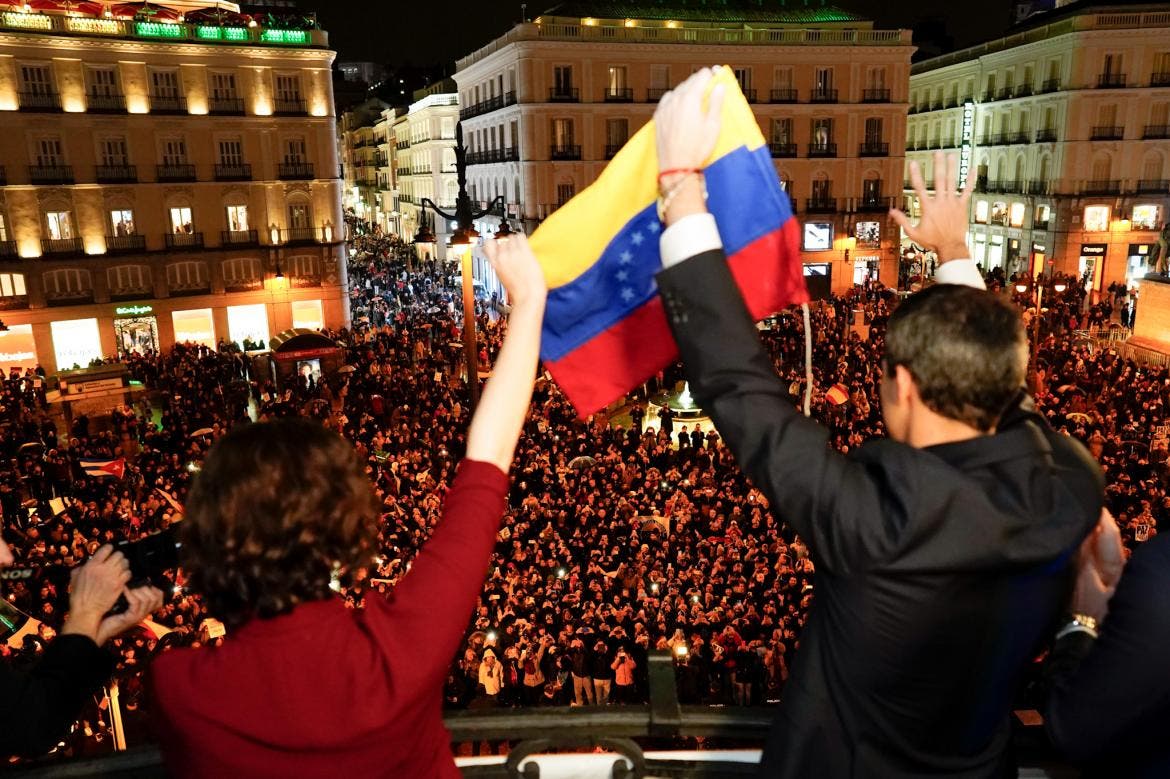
859;141;889;157
769;88;798;103
549;87;580;102
856;195;892;212
807;142;837;158
209;96;246;115
1040;78;1061;93
862;88;892;102
810;88;838;103
105;234;147;253
164;232;204;250
95;164;137;183
769;142;797;158
459;91;517;120
18;91;60;111
281;227;323;245
396;140;410;150
0;239;15;259
805;197;837;213
41;237;84;256
1015;85;1034;98
279;162;316;180
467;148;520;165
1144;124;1170;139
29;165;74;184
214;163;252;181
603;86;633;102
148;94;186;114
1136;179;1169;194
156;163;196;182
550;144;582;160
1090;125;1125;140
1025;180;1051;196
221;229;259;247
86;92;125;112
646;87;669;102
604;143;625;160
1034;128;1058;143
274;97;307;115
996;86;1015;100
1081;179;1122;195
1152;71;1170;87
1096;72;1127;88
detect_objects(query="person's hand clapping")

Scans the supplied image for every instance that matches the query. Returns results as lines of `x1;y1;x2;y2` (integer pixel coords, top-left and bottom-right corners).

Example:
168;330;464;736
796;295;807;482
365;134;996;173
890;151;976;264
60;545;164;646
483;233;546;311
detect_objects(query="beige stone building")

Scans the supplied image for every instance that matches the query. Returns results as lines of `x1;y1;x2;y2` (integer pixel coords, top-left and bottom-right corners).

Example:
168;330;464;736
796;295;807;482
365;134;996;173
0;2;345;375
453;1;914;294
907;2;1170;293
392;82;460;261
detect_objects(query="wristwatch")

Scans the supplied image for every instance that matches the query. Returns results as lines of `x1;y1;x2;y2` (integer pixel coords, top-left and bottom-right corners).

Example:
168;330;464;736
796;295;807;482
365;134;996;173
1055;613;1099;641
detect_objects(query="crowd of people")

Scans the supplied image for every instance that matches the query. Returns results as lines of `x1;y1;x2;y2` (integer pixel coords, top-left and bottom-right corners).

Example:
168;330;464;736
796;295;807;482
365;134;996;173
0;215;1163;763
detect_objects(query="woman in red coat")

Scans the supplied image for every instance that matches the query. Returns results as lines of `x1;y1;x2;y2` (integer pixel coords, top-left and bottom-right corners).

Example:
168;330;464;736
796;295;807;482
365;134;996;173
150;236;547;778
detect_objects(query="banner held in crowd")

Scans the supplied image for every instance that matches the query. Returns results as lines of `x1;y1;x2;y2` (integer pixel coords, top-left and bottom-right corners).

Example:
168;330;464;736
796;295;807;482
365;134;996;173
530;66;807;417
80;458;126;479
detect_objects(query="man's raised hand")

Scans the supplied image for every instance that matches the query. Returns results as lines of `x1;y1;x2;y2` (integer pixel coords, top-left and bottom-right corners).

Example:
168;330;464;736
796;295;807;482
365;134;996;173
890;151;976;263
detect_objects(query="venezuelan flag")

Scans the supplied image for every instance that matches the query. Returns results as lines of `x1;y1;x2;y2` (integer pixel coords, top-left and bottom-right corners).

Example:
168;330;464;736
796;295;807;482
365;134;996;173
530;68;806;417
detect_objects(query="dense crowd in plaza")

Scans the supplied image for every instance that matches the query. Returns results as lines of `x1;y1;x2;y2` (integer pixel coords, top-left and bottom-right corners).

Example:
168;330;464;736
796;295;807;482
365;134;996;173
0;217;1164;760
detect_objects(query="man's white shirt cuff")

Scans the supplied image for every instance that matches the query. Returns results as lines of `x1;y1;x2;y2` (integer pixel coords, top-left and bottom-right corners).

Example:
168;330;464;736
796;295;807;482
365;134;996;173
660;213;722;268
934;259;986;290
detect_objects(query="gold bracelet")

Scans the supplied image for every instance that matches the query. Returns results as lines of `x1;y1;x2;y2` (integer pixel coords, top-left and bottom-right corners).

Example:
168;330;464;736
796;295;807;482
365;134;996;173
657;172;707;223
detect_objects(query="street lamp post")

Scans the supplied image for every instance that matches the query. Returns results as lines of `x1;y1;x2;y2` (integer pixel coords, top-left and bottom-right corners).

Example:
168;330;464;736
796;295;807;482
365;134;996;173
413;122;508;412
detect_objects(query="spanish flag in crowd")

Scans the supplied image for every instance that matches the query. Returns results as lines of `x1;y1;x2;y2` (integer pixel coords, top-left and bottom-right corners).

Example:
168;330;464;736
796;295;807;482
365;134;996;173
531;67;806;417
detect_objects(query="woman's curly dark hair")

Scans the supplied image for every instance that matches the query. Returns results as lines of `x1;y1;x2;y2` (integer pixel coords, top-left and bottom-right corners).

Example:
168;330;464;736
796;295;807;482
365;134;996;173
181;418;380;628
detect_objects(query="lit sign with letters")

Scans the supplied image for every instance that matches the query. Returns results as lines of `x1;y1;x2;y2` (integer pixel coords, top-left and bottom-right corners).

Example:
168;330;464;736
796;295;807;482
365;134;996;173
959;102;975;188
115;305;153;317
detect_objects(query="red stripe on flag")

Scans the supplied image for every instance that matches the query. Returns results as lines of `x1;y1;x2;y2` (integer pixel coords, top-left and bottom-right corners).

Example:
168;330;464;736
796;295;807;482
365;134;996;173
547;221;807;418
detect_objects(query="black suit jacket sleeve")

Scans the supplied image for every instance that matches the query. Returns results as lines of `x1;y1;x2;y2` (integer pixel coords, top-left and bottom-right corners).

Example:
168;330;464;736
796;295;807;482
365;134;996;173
1043;534;1170;763
0;634;114;757
657;250;898;574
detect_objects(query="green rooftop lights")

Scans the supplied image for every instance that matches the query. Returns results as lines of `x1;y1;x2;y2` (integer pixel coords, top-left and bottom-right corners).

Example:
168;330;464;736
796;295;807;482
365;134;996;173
259;28;309;44
136;21;183;38
195;25;250;41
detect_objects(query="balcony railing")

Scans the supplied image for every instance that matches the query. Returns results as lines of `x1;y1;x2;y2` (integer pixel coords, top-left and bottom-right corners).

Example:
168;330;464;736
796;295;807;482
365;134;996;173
805;197;837;213
1034;128;1058;142
1143;124;1170;139
0;239;16;259
550;144;582;160
209;96;246;115
1025;180;1051;196
603;87;634;102
859;141;889;157
278;162;315;180
604;143;624;160
1081;179;1121;195
1135;179;1169;194
769;88;798;103
41;237;84;256
86;92;125;112
467;147;520;164
156;163;196;182
861;88;891;102
221;229;259;246
459;91;517;120
1096;72;1127;88
165;232;204;250
856;196;892;212
106;234;147;253
769;142;797;158
549;87;579;102
807;142;837;158
149;94;186;114
18;91;60;111
395;140;410;150
1152;71;1170;87
1090;125;1125;140
810;88;838;103
273;97;307;115
29;165;74;184
646;87;669;102
1040;78;1061;93
281;227;322;244
95;164;137;183
1014;85;1034;98
214;163;252;181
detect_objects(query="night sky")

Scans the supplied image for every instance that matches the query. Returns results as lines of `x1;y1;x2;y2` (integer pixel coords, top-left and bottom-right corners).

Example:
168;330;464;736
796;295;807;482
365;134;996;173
297;0;1016;68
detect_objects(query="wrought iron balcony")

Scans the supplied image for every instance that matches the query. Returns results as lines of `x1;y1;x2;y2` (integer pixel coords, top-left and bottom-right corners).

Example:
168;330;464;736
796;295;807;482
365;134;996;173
856;196;892;212
86;92;125;112
769;142;797;158
281;227;322;245
106;234;147;253
1135;179;1169;194
1081;179;1121;195
1034;128;1058;143
550;144;582;160
1096;72;1127;88
156;164;196;182
859;141;889;157
810;88;838;103
862;88;891;103
1152;71;1170;87
1025;180;1051;196
278;162;315;180
209;96;246;115
41;237;84;256
149;94;186;114
1143;124;1170;139
467;148;520;165
0;240;15;259
769;88;798;103
214;163;252;181
221;229;259;246
805;197;837;213
165;232;204;250
1039;78;1061;93
459;91;517;120
646;87;669;102
603;87;633;102
1014;85;1034;98
29;165;74;184
1090;126;1125;141
95;164;137;183
807;142;837;158
273;98;307;115
548;87;579;103
18;91;60;111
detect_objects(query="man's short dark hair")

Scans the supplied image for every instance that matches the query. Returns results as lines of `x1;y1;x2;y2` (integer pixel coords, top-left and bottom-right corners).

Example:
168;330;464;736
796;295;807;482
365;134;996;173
884;284;1026;431
182;419;379;627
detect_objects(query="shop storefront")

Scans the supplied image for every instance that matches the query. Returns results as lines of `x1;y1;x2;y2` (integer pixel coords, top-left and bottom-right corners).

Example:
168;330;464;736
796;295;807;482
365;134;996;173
227;304;270;349
0;323;37;375
1079;243;1108;293
112;304;159;358
172;308;216;350
853;256;880;285
50;318;103;371
291;299;325;331
1126;244;1155;284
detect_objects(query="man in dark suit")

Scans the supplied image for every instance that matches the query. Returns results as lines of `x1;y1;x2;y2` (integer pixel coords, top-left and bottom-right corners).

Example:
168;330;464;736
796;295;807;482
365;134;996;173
651;69;1102;777
1045;514;1170;777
